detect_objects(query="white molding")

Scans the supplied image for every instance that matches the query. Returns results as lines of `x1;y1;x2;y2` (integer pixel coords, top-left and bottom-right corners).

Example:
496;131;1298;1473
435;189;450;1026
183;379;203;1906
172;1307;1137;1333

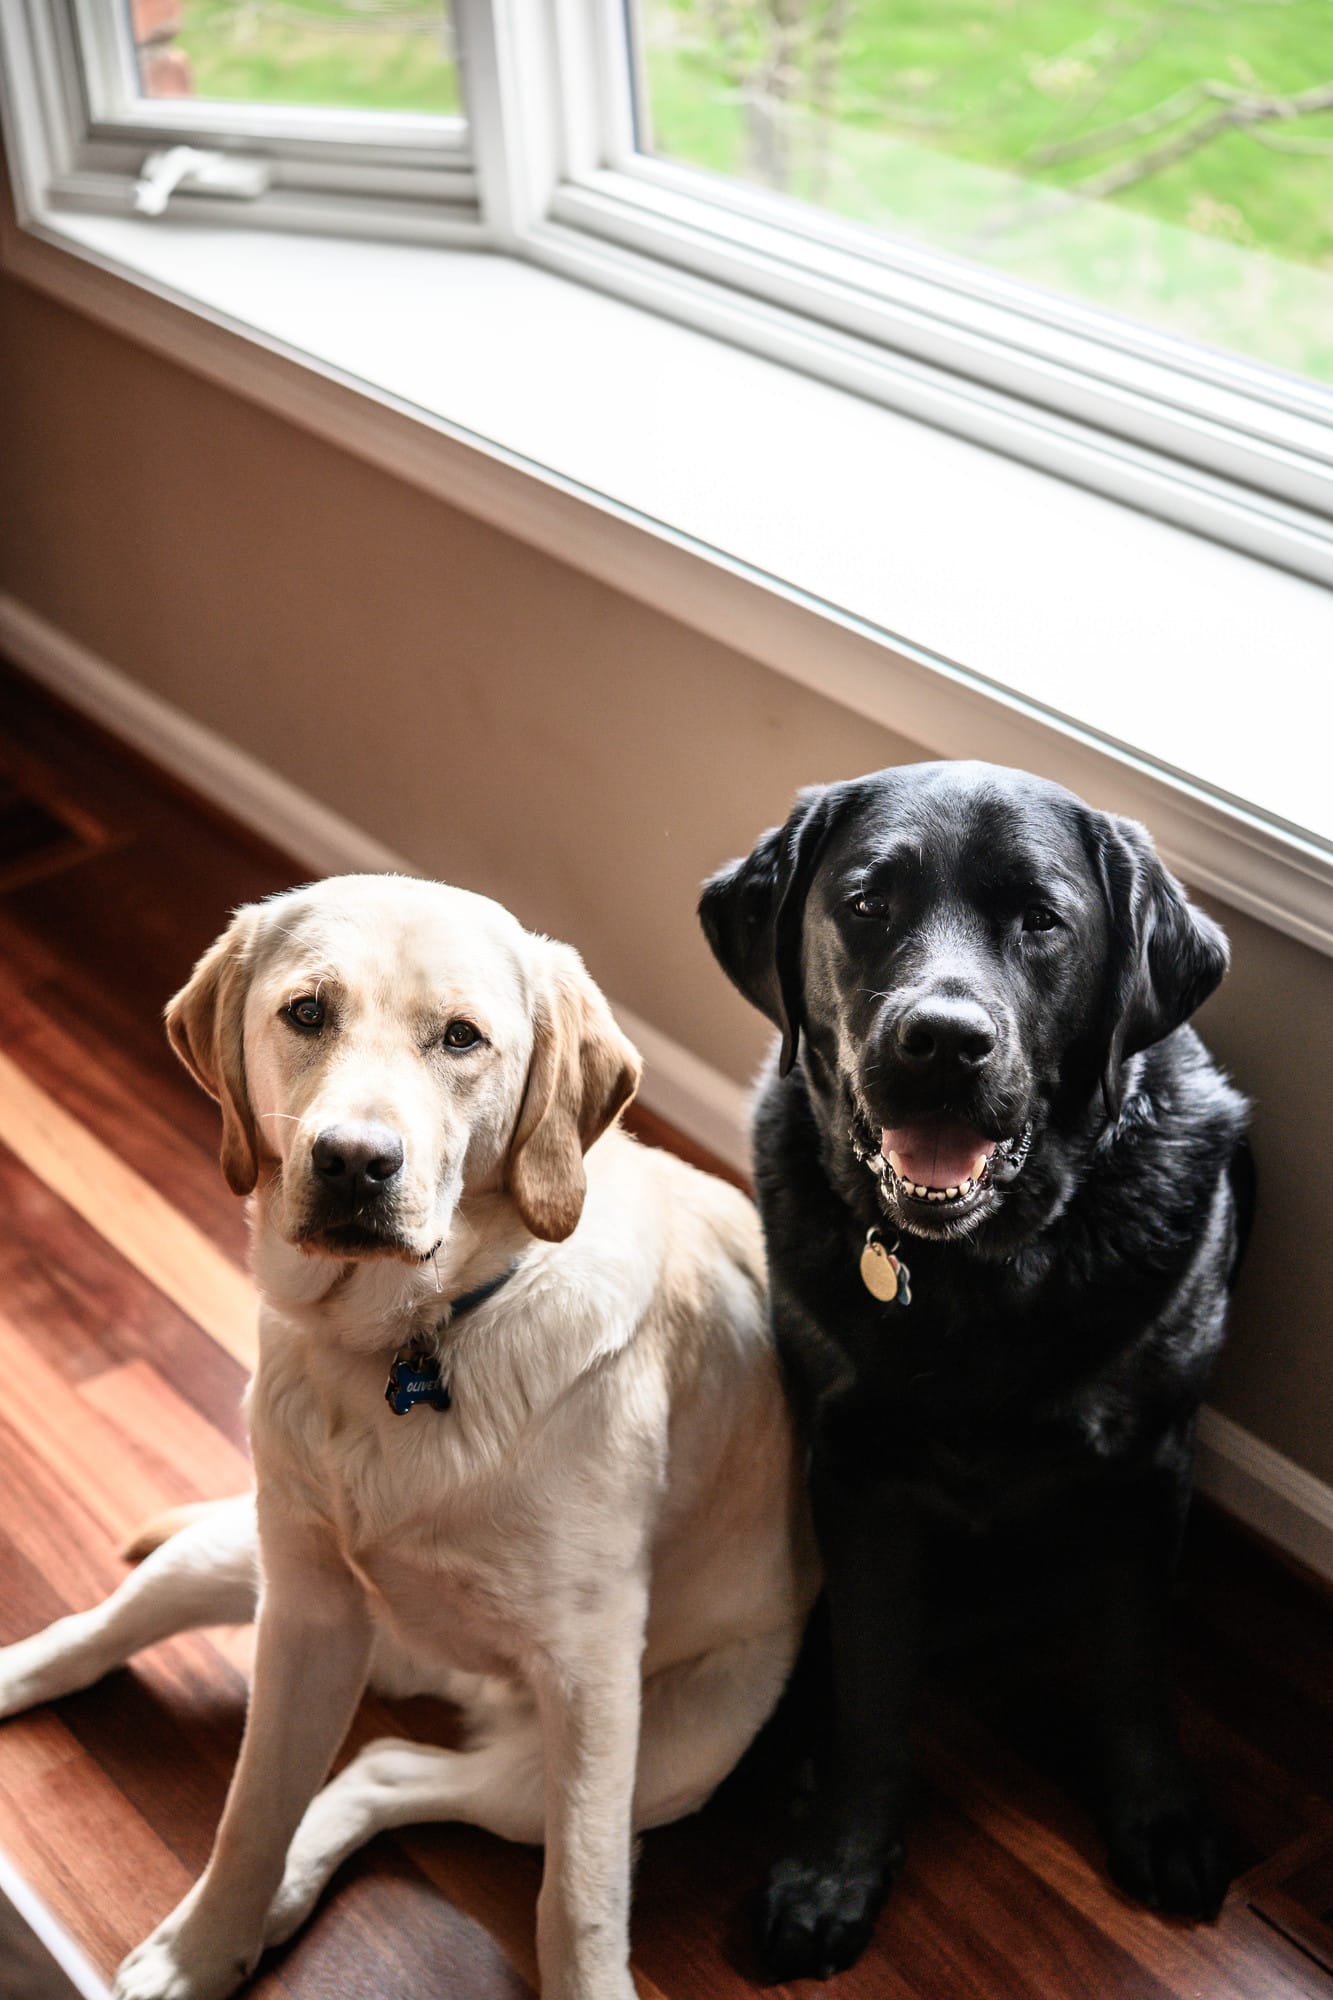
0;594;409;881
2;591;1331;1589
1196;1408;1333;1587
2;216;1332;964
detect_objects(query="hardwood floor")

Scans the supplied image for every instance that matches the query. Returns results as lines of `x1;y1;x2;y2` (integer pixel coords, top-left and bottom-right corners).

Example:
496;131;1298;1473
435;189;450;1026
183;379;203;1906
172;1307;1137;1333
0;657;1330;2000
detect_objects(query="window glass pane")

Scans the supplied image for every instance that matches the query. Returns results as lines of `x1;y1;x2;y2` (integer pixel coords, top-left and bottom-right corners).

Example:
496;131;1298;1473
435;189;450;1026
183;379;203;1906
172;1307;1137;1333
130;0;459;115
630;0;1333;387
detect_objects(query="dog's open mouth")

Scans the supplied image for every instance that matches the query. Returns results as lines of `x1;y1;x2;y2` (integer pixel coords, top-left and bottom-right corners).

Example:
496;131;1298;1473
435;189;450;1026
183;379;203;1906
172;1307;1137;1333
853;1109;1033;1224
884;1119;1006;1210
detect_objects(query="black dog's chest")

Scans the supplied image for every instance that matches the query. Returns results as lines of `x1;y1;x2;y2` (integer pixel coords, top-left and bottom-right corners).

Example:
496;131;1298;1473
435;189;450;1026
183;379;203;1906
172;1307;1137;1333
819;1274;1136;1529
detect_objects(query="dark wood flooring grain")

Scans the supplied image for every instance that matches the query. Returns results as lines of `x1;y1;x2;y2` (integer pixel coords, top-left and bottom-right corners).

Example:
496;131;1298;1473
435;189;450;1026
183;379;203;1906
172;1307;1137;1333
0;658;1330;1999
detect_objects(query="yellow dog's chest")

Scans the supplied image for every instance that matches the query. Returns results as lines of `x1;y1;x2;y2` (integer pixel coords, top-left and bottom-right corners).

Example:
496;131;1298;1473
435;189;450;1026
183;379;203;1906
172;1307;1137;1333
265;1361;560;1605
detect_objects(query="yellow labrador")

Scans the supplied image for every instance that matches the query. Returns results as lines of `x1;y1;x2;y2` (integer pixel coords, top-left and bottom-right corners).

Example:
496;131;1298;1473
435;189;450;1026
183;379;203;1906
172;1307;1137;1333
0;875;816;2000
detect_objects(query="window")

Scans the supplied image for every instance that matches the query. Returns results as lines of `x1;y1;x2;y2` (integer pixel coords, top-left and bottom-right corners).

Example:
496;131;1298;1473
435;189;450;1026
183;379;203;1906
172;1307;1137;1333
7;0;476;235
628;0;1333;391
2;0;1331;582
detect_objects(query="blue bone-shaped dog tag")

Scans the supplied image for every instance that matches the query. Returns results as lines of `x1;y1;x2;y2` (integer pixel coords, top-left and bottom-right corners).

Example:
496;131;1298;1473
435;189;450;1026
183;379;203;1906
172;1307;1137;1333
385;1346;453;1415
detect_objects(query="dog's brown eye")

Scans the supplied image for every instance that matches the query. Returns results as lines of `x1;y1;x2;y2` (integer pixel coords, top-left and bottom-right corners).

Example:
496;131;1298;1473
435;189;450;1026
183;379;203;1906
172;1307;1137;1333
1023;906;1060;933
852;893;889;920
442;1019;481;1050
285;996;326;1032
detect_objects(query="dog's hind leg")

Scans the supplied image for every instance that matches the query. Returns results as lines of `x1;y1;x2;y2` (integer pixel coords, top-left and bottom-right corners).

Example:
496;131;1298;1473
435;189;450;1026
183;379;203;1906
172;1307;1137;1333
263;1624;801;1949
263;1718;549;1946
632;1624;802;1828
0;1495;257;1719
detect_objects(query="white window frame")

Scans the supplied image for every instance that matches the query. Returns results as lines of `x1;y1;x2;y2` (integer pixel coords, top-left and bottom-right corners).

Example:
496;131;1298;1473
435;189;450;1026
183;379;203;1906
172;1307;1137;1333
8;0;480;239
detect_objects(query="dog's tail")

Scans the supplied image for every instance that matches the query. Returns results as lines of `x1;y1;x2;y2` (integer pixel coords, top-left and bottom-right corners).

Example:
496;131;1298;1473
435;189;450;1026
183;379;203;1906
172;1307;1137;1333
1227;1134;1257;1290
119;1496;248;1564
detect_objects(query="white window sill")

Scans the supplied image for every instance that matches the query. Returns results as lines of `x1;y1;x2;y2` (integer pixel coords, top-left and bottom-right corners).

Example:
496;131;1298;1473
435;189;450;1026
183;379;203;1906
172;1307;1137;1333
4;205;1332;955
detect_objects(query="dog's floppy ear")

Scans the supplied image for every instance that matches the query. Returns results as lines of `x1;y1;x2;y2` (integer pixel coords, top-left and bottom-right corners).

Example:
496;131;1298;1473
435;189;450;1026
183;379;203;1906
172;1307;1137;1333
507;943;642;1241
1091;813;1229;1119
165;907;262;1197
699;784;842;1075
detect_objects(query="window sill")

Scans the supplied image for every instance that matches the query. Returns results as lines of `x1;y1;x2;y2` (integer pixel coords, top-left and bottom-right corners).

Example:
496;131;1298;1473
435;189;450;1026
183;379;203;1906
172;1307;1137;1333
3;202;1332;955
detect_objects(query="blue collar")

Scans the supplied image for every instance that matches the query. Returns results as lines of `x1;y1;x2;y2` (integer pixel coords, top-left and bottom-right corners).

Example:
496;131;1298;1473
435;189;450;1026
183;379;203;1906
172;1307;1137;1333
444;1259;521;1323
384;1258;521;1416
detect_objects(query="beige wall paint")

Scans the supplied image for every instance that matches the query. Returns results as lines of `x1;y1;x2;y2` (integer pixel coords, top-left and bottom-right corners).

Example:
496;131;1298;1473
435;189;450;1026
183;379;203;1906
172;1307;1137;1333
1;269;1328;1485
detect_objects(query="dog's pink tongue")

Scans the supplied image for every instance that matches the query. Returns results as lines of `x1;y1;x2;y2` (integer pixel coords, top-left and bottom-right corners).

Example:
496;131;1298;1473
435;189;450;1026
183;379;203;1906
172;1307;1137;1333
881;1120;996;1190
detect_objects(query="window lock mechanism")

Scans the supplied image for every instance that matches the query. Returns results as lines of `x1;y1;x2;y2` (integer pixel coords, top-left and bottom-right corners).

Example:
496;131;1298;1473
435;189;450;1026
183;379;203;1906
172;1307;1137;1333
132;146;269;217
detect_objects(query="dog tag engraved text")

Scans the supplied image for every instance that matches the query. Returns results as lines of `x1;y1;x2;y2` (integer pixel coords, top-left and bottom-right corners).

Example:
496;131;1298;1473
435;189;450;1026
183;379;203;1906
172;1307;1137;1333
385;1345;452;1415
860;1231;912;1308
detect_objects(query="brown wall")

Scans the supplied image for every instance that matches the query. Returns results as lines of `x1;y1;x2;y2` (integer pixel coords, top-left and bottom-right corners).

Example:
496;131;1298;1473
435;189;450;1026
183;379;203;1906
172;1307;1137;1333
1;269;1328;1485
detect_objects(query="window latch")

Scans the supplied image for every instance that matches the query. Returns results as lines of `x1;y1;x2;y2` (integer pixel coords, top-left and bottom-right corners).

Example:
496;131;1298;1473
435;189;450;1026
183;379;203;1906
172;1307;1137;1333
133;146;270;217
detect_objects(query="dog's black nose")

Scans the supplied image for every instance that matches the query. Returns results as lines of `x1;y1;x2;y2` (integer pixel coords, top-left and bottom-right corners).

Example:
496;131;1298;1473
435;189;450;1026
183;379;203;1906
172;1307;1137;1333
896;997;997;1072
311;1123;405;1194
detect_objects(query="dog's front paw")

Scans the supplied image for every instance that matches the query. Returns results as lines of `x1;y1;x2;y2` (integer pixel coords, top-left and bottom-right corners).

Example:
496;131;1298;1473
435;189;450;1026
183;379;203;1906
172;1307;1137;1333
1106;1795;1232;1920
114;1917;254;2000
754;1850;895;1982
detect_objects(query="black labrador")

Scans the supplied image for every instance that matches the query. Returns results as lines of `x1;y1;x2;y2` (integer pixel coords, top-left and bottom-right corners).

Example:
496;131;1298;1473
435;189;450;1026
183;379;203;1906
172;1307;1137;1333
700;760;1251;1980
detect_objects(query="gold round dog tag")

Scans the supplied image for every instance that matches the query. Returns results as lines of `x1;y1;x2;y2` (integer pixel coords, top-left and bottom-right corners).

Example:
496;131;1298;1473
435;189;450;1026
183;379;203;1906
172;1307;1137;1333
860;1237;899;1303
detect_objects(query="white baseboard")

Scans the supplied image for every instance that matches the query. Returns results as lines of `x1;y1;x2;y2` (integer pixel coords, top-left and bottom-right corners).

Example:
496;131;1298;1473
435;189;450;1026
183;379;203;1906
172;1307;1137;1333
2;588;1329;1584
0;594;410;881
1195;1408;1333;1584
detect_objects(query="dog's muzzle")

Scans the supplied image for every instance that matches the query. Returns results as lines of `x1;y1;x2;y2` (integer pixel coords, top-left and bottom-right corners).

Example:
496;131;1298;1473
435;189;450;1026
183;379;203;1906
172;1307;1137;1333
296;1119;423;1259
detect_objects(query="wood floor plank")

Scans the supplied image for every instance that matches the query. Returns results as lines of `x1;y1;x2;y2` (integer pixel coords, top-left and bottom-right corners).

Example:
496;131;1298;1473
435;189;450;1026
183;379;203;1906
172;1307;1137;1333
0;1740;197;1974
79;1363;251;1506
0;1314;191;1544
57;1660;244;1881
0;962;252;1267
268;1850;534;2000
0;1051;257;1370
0;1141;251;1452
0;1420;137;1620
923;1704;1331;2000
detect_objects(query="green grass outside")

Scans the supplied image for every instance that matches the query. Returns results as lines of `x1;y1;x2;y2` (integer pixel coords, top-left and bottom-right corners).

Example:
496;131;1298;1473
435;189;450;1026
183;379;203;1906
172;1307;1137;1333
167;0;459;115
636;0;1333;381
640;0;1333;269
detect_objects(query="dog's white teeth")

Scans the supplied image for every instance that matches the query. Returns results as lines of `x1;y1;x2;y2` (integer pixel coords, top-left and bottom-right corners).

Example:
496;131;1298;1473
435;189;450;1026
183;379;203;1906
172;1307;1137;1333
928;1190;945;1202
946;1186;959;1199
914;1182;929;1198
887;1149;905;1175
971;1152;990;1181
